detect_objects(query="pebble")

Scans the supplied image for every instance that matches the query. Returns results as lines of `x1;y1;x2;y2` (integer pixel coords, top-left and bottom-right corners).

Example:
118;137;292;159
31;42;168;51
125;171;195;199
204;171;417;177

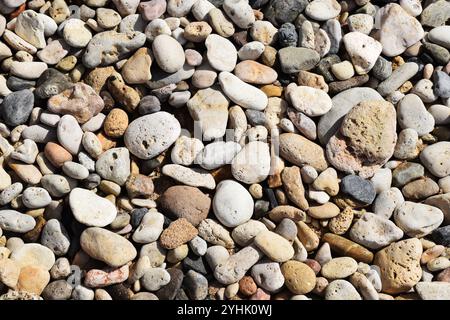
0;89;34;126
218;71;268;111
231;141;270;184
80;227;137;267
124;112;181;160
0;210;36;233
325;280;362;300
377;62;419;97
95;147;131;185
162;164;215;190
10;243;55;270
374;239;422;294
289;86;332;117
420;142;450;178
22;187;51;209
48;83;104;124
152;34;185;73
214;245;263;285
397;94;435;135
394;202;444;238
69;188;117;227
195;141;241;170
213;180;253;228
159;186;211;226
141;268;171;291
321;257;358;280
160;218;198;250
278;47;320;74
350;212;404;249
281;261;316;295
254;230;294;262
340;175;376;205
40;219;70;256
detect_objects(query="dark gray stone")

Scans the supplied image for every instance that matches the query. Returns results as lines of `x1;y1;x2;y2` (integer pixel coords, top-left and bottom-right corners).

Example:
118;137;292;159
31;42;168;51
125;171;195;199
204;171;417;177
317;54;341;82
130;208;149;228
183;270;208;300
432;225;450;246
6;76;36;91
372;56;392;81
156;268;184;300
183;254;208;275
42;280;73;300
0;89;34;126
35;69;73;99
340;175;376;205
264;0;308;27
392;162;425;187
423;42;450;65
278;22;298;47
138;95;161;115
81;173;101;189
433;71;450;98
245;109;266;126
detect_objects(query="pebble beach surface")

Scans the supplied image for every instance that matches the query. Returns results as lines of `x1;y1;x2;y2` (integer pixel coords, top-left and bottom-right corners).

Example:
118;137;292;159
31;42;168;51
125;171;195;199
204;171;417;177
0;0;449;301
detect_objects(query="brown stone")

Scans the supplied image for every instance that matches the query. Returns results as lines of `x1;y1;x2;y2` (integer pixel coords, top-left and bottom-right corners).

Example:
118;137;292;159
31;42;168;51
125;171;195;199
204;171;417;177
44;142;72;168
323;233;374;264
296;221;320;251
328;207;354;235
268;205;306;223
47;83;104;124
402;177;439;200
234;60;278;85
107;72;140;112
84;66;116;93
297;70;329;92
281;166;308;210
159;218;198;250
281;261;316;295
125;174;154;198
308;202;340;219
104;108;129;138
159;186;211;226
239;276;257;296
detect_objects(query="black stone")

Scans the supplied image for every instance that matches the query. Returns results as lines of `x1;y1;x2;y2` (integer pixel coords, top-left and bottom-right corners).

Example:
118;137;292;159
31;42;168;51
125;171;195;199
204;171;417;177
432;226;450;246
0;89;34;126
35;68;73;99
130;208;149;228
106;283;132;300
263;187;278;209
278;23;298;47
156;268;184;300
249;0;270;9
6;76;36;91
340;175;376;205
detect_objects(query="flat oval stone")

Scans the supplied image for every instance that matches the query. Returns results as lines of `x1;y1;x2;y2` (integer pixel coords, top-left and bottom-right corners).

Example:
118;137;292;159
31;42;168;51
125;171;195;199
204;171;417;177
325;280;361;300
281;260;316;295
22;187;52;209
233;60;277;85
397;94;435;136
279;133;328;172
196;141;241;170
289;86;332;117
124;112;181;160
278;47;320;74
80;227;137;267
305;0;341;21
0;210;36;233
213;180;254;228
254;230;294;262
152;34;185;73
321;257;358;280
205;34;237;72
69;188;117;227
219;72;268;111
162;164;216;190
